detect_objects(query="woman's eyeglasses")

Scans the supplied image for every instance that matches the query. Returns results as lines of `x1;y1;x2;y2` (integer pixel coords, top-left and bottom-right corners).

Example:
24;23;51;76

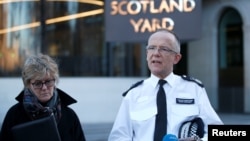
31;79;55;89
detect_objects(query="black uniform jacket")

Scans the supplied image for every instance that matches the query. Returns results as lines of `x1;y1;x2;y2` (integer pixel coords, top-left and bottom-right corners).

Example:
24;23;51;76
0;88;86;141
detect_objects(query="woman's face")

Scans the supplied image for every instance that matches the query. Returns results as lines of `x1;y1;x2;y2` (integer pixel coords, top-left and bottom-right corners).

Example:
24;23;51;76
29;74;55;103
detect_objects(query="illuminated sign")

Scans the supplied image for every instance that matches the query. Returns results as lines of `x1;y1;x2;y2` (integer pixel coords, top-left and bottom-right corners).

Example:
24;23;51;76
105;0;201;42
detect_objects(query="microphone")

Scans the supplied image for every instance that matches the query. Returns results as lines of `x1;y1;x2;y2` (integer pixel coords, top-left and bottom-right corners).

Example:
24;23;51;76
162;134;178;141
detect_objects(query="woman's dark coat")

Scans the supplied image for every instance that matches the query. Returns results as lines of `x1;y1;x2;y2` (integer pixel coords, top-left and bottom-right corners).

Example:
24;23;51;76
0;88;86;141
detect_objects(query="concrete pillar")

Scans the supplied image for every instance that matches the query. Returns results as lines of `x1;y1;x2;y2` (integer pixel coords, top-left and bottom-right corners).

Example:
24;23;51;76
243;25;250;113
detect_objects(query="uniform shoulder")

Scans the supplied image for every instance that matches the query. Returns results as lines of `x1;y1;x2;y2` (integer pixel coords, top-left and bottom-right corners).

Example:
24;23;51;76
122;80;144;97
181;75;204;88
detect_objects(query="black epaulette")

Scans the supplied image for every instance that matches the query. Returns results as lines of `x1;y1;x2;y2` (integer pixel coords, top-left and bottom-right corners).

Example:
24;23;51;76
181;75;204;88
122;80;144;97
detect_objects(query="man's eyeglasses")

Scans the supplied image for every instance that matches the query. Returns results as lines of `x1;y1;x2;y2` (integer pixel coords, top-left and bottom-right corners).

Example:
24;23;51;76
31;79;55;89
146;46;177;54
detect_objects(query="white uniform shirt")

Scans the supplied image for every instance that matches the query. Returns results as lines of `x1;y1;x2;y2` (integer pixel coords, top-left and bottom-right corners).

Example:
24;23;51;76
108;73;223;141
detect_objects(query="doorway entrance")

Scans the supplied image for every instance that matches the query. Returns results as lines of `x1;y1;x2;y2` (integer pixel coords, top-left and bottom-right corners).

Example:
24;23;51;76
218;8;244;113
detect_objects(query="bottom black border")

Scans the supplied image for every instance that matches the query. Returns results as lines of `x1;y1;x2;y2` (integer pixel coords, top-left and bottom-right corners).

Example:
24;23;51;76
208;125;250;140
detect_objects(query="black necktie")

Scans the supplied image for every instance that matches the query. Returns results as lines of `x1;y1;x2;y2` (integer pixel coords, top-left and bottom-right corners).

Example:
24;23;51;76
154;79;167;141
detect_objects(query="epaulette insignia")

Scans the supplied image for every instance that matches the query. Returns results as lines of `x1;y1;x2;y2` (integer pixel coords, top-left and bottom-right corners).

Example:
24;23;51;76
181;75;204;88
122;80;144;97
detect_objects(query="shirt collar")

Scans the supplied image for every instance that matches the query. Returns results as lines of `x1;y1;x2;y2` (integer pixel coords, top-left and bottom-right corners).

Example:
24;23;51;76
149;72;176;88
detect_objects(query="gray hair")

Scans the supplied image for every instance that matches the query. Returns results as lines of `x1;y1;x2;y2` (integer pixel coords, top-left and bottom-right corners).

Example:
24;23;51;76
154;29;181;53
22;54;59;87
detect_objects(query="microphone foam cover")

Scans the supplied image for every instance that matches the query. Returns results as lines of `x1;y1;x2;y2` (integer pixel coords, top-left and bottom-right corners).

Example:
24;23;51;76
162;134;178;141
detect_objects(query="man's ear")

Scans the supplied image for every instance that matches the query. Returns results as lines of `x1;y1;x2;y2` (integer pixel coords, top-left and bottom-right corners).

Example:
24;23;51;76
174;53;182;64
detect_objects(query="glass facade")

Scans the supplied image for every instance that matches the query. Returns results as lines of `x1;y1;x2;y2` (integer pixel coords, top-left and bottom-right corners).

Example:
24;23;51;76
0;0;186;77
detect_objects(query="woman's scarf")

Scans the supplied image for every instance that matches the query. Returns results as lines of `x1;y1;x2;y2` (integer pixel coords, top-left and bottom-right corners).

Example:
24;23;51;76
23;88;62;123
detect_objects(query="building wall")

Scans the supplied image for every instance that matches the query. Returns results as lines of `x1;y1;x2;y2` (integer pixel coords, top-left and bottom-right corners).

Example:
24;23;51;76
188;0;250;112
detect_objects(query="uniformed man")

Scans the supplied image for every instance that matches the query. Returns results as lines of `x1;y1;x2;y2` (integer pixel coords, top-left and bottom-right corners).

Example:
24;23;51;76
108;29;223;141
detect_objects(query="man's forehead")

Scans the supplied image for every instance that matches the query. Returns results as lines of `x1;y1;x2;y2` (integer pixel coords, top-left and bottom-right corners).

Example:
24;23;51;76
148;32;175;44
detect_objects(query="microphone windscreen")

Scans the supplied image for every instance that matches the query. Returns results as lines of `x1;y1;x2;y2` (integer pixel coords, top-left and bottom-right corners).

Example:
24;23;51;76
162;134;178;141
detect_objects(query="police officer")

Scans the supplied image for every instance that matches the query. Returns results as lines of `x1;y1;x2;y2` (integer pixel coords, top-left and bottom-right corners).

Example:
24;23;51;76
108;29;223;141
